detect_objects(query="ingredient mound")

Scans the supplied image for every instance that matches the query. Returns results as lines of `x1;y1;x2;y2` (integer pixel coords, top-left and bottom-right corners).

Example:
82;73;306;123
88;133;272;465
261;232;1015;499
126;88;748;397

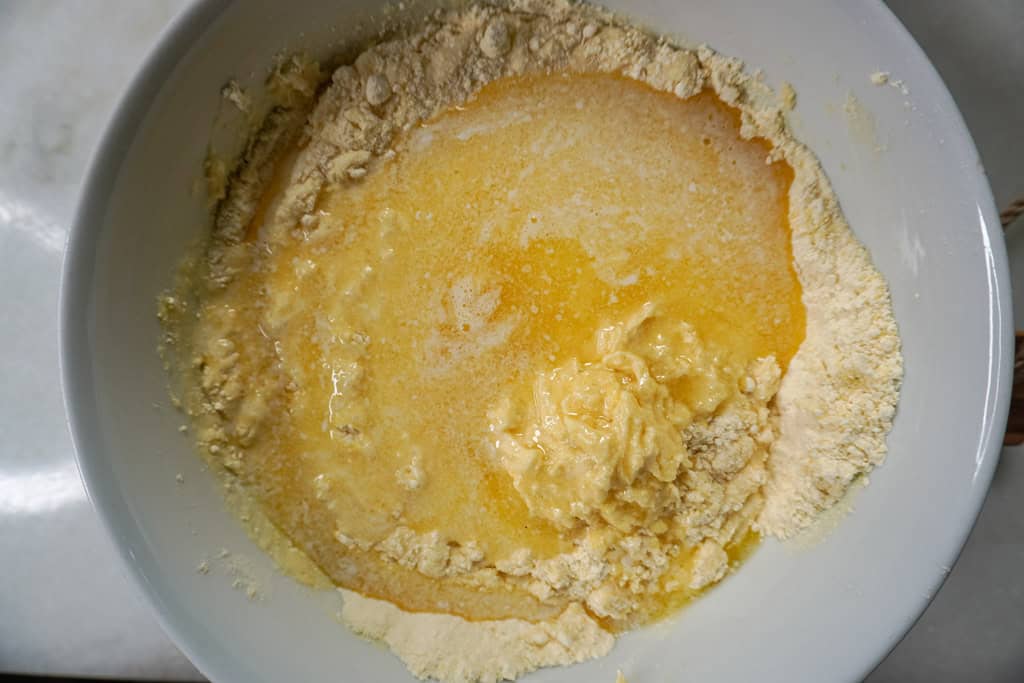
158;2;902;681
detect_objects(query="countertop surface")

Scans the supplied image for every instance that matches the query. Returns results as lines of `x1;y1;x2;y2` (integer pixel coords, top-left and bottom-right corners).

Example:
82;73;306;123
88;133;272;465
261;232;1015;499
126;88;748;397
1;1;1022;680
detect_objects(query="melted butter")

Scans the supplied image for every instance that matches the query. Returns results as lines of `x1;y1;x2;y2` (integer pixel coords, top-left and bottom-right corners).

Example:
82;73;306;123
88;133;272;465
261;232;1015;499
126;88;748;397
228;73;804;621
643;529;763;627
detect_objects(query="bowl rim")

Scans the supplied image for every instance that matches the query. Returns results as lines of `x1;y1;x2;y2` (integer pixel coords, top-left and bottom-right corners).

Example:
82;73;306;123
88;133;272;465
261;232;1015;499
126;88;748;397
58;1;1013;681
856;0;1012;673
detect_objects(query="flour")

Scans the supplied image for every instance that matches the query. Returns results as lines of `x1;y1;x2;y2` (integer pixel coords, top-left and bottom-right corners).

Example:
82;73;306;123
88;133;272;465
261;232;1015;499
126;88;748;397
221;80;252;113
163;0;902;680
341;590;613;683
344;589;610;683
842;92;886;154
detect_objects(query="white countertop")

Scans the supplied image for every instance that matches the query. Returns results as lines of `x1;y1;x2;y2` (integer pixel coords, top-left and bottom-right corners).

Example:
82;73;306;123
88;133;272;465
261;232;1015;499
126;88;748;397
1;1;1021;680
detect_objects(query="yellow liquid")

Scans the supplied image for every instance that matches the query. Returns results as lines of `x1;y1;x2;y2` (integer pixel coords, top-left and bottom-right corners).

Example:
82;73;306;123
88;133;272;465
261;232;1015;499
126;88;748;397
223;73;804;622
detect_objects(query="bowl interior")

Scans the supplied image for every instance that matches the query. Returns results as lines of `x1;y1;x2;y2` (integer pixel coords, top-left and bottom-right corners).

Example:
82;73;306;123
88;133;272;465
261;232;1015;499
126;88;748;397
61;1;1010;681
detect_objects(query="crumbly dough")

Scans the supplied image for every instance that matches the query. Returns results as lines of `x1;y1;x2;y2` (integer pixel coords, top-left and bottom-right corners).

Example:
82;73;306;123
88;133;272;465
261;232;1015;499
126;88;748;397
487;304;780;616
159;1;902;680
490;303;779;539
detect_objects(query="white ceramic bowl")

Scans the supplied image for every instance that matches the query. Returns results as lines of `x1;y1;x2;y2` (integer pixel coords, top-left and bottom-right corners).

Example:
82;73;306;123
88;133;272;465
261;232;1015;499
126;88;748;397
60;1;1012;681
